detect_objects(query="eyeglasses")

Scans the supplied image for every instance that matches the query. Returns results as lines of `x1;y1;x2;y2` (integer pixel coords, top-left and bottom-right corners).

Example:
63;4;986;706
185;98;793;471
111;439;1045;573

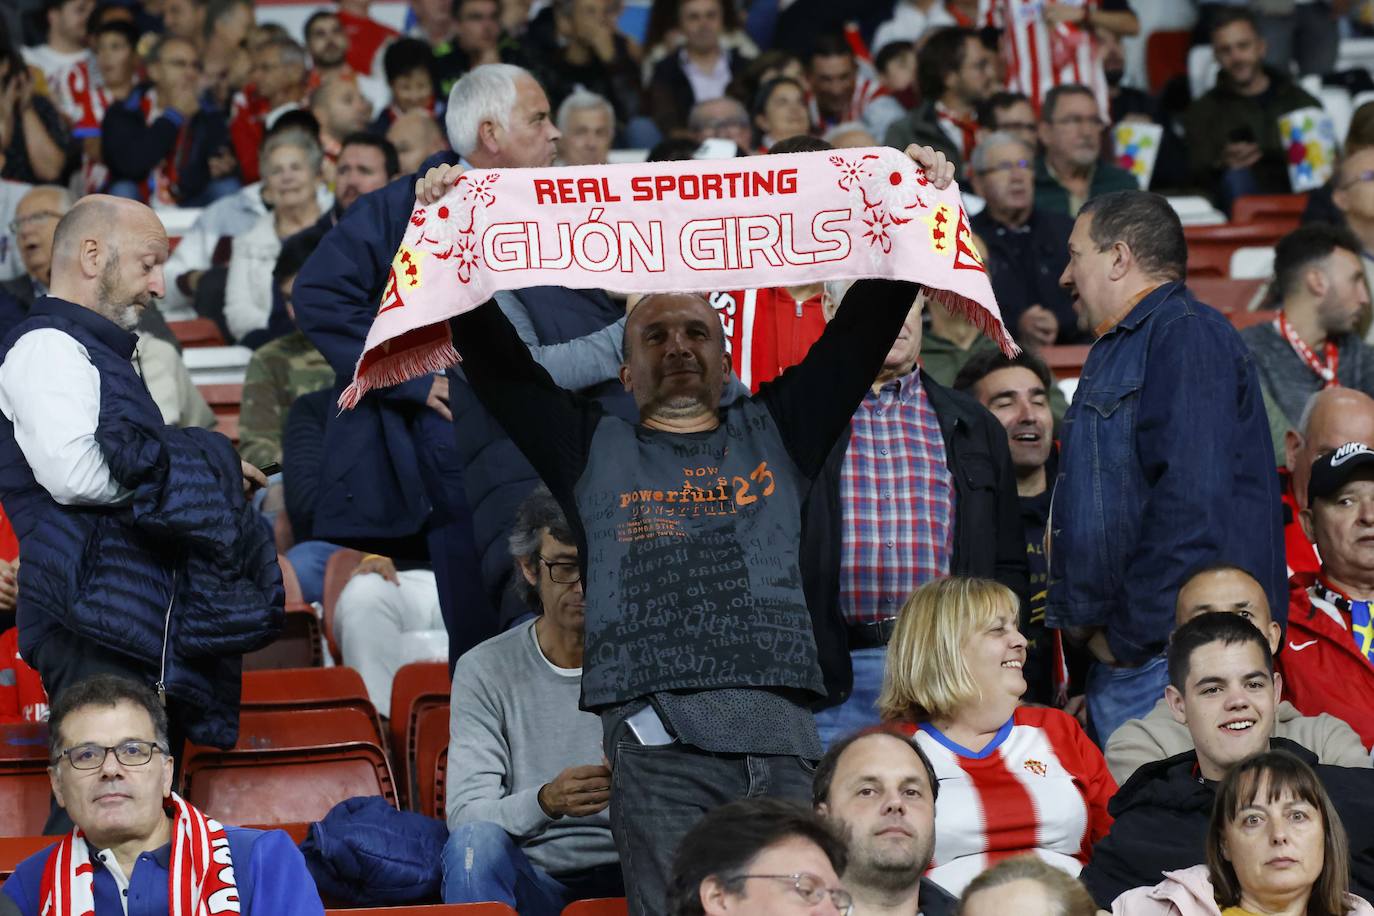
8;211;62;233
730;873;854;914
980;158;1032;175
538;555;581;584
55;740;168;770
1051;115;1105;130
1342;169;1374;189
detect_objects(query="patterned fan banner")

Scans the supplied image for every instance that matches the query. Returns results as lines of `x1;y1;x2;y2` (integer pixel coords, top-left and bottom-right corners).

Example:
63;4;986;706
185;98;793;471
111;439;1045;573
1279;107;1339;193
342;147;1015;407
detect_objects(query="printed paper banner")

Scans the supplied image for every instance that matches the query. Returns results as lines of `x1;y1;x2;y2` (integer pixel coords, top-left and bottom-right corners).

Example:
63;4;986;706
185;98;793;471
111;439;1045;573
1280;107;1339;193
1113;121;1163;190
342;147;1015;407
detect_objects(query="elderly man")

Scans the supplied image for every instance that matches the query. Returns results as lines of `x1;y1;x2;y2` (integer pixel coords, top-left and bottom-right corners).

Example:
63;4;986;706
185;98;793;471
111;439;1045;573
1242;225;1374;449
969;131;1082;350
1033;84;1136;218
0;196;280;829
688;97;753;155
1105;564;1369;784
556;89;615;167
388;110;450;175
1050;190;1284;744
813;729;955;916
294;63;560;665
1080;613;1374;907
1288;442;1374;748
229;36;309;184
442;487;621;913
423;138;957;913
0;675;322;914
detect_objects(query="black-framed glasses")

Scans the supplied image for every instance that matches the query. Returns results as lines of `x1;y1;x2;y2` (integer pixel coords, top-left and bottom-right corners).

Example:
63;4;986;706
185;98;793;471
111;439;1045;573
981;158;1032;175
8;211;62;233
730;873;854;914
538;555;581;584
55;740;168;770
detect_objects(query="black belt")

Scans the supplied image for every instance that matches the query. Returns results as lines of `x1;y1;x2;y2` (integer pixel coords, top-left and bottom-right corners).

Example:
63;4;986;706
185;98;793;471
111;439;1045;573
847;617;900;650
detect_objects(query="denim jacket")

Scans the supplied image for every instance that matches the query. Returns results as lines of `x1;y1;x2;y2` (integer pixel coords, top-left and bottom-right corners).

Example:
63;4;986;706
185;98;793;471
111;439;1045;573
1047;282;1285;665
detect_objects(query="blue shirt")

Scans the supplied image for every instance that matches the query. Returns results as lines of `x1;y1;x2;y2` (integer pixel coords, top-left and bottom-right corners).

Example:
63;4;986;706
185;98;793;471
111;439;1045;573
1;826;324;916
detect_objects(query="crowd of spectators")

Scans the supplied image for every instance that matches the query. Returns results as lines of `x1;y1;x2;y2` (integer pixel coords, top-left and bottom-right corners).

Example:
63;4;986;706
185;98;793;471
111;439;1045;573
7;0;1374;914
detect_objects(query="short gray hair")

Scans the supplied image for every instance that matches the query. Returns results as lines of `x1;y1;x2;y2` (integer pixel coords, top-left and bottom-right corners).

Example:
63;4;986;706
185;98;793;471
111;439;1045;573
687;96;748;132
969;130;1034;174
508;484;575;610
445;63;530;157
261;127;324;177
821;121;875;144
262;34;306;70
557;88;614;133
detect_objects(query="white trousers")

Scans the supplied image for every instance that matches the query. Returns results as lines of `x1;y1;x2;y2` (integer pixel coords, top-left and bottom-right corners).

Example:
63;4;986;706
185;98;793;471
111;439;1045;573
334;568;448;713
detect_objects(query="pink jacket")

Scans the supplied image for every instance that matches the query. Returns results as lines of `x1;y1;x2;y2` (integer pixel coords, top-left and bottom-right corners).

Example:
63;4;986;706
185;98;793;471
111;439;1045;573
1111;865;1374;916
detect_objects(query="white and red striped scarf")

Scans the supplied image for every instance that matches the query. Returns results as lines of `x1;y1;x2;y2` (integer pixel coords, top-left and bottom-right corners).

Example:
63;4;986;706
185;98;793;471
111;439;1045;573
38;793;240;916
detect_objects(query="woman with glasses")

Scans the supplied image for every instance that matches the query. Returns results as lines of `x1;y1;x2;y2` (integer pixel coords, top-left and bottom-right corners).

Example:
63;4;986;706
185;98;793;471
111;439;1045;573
880;576;1117;897
1111;750;1374;916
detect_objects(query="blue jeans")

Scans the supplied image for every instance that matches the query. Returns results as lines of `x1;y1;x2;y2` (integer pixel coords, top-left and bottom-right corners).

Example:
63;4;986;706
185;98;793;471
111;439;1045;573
285;539;341;605
1086;653;1169;746
441;822;622;914
812;648;887;749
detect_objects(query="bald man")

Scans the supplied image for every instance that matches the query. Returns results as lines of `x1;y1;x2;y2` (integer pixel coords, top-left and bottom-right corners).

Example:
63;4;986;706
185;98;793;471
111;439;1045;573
0;196;280;829
1281;387;1374;577
387;110;449;175
1104;564;1370;784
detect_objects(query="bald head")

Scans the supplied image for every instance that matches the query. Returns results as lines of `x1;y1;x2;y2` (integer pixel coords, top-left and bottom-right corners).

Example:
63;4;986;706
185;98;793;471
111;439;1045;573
620;293;730;429
387;111;448;175
1175;566;1279;654
1287;388;1374;508
49;196;169;331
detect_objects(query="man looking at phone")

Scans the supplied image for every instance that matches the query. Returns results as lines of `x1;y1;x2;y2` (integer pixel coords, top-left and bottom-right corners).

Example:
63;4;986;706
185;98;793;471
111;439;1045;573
1183;8;1319;210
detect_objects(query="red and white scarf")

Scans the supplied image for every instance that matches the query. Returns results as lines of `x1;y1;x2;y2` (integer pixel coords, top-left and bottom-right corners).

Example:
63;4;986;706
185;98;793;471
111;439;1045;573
39;793;240;916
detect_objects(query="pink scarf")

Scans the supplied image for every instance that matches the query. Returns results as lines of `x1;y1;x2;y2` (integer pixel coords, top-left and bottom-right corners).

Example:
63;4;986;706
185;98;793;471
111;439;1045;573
39;793;240;916
341;147;1015;407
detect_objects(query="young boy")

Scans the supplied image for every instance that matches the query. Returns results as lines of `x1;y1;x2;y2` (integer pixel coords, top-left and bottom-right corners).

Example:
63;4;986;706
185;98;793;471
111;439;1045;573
370;37;438;133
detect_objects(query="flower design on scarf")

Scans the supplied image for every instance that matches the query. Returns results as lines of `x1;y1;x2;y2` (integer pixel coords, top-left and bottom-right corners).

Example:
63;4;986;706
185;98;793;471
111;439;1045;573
862;207;894;253
451;232;481;284
831;149;927;229
461;172;501;208
830;154;879;194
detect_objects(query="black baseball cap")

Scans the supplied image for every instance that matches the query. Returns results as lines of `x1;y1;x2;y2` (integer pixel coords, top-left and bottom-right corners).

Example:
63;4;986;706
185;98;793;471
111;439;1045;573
1308;442;1374;503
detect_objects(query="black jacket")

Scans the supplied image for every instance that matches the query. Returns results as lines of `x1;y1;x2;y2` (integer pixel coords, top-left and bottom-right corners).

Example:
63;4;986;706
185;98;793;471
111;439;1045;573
1081;738;1374;907
645;48;750;137
802;370;1028;708
101;85;232;206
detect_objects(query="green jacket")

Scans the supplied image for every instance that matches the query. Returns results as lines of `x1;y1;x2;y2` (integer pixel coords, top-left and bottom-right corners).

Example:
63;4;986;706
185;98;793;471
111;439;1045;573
883;101;966;180
1033;157;1138;217
1182;67;1319;196
238;330;335;468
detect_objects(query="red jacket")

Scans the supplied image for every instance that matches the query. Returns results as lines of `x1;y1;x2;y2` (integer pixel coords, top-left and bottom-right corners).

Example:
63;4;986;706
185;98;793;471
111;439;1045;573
0;627;46;725
1280;467;1320;578
337;10;397;76
707;287;828;393
1282;576;1374;748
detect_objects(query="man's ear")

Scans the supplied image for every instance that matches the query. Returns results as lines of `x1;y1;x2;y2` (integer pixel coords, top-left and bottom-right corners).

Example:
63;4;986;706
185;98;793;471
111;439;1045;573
815;801;829;817
518;555;538;588
1299;506;1316;545
1272;670;1284;705
1164;683;1187;725
618;363;632;391
1108;240;1132;281
1284;430;1303;473
700;876;731;915
48;764;66;810
477;117;501;156
1306;265;1330;299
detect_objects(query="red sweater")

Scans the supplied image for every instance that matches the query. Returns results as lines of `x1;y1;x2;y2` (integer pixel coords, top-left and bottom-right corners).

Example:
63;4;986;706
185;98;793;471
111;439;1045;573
707;287;828;393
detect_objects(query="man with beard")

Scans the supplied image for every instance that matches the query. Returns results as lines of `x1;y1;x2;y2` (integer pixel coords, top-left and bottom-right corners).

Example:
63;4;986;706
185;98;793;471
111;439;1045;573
813;728;954;916
1033;84;1135;218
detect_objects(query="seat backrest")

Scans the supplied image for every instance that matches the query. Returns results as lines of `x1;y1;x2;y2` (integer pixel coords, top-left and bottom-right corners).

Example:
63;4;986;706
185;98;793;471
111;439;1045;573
197;383;243;414
243;666;371;708
562;900;630;916
1229;246;1276;281
1185;245;1233;279
326;906;518;914
0;768;53;837
0;835;56;880
242;606;324;670
1145;29;1190;95
322;549;365;661
1231;194;1308;226
414;703;450;819
0;723;48;765
389;661;449;758
1229;308;1279;331
169;318;226;349
1187;277;1268;314
212;705;383;752
1039;345;1091;380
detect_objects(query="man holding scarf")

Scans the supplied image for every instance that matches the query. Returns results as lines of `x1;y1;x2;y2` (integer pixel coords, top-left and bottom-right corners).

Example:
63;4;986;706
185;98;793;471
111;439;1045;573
414;143;957;915
0;675;323;915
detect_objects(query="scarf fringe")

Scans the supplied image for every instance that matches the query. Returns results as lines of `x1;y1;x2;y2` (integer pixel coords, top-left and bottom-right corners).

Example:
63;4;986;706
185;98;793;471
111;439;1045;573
925;286;1021;358
339;331;461;410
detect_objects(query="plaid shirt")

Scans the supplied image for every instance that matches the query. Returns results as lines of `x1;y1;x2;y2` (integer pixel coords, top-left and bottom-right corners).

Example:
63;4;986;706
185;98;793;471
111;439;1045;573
839;370;954;624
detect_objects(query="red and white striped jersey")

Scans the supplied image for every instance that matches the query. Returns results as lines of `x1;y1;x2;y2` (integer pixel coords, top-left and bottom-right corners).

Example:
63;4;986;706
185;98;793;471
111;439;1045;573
707;287;828;392
808;73;890;133
979;0;1111;116
64;60;115;139
902;706;1117;896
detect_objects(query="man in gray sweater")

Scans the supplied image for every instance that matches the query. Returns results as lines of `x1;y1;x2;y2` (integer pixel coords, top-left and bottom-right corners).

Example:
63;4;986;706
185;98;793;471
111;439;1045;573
441;486;621;914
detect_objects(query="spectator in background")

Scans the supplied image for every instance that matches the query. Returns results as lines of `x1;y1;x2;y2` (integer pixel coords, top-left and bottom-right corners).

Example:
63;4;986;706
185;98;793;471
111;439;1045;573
751;76;809;152
442;486;621;913
1259;0;1339;78
388;108;448;173
805;288;1026;746
970;131;1082;349
202;0;254;110
21;0;94;97
1332;147;1374;311
329;132;400;223
1304;102;1374;229
225;129;329;345
555;89;614;166
0;624;44;725
336;0;399;76
229;36;309;185
667;798;849;916
1080;613;1374;908
312;75;374;165
1290;443;1374;749
0;44;71;185
954;350;1066;708
881;577;1114;897
812;729;957;916
874;40;917;111
529;0;646;146
872;0;955;55
824;121;878;149
70;20;140;195
726;48;805;115
305;10;352;83
917;296;1000;387
1281;389;1374;579
371;37;436;134
688;96;752;154
806;35;901;139
1184;9;1320;210
1243;225;1374;448
1034;84;1135;218
958;857;1097;916
434;0;525;91
1105;564;1370;786
646;0;750;138
981;90;1037;151
162;0;208;49
1050;190;1284;745
410;0;459;48
884;27;996;180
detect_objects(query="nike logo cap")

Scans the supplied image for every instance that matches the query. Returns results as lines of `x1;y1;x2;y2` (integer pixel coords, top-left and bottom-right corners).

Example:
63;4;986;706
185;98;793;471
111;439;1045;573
1308;441;1374;504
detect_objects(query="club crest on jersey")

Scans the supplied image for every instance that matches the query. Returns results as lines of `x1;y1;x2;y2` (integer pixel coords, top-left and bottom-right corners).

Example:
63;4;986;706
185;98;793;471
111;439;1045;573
1023;758;1047;777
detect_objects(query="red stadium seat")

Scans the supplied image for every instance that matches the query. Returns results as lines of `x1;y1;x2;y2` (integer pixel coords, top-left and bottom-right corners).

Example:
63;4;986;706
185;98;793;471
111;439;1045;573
414;703;450;819
562;900;630;916
322;548;365;662
169;318;225;348
1145;29;1190;95
326;906;518;914
1185;244;1234;279
1186;277;1268;315
0;835;56;880
1231;193;1308;228
389;661;449;808
243;558;321;669
0;723;52;837
240;667;381;740
1039;345;1091;380
198;383;243;444
1185;221;1291;278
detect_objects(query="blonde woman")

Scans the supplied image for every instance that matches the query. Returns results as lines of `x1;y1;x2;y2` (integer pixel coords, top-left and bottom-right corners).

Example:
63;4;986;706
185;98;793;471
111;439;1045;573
881;576;1117;897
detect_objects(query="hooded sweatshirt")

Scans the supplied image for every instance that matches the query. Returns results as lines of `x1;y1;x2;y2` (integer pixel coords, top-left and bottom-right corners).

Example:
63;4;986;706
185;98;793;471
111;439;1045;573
1111;864;1374;916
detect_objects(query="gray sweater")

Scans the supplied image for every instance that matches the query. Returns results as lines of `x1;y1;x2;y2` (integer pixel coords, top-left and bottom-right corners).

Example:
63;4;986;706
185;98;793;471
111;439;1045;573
1240;321;1374;445
446;620;617;876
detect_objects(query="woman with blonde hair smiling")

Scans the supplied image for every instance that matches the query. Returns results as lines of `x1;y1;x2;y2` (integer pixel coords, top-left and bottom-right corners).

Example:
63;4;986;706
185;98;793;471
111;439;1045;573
881;576;1116;897
1112;750;1374;916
